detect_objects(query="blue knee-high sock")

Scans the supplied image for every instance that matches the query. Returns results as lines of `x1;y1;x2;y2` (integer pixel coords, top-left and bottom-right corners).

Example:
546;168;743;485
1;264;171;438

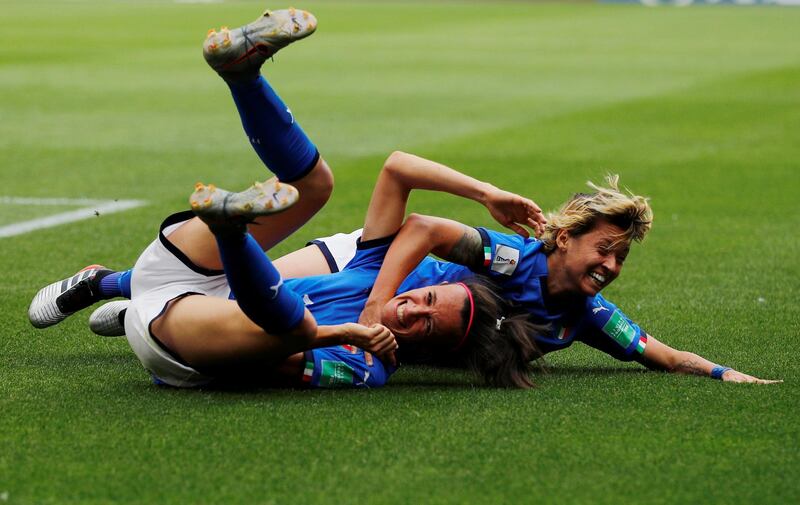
215;230;306;334
228;76;319;182
97;270;132;299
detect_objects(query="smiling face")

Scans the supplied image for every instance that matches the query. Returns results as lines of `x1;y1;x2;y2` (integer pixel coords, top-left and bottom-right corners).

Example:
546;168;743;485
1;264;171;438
379;283;467;347
551;219;630;297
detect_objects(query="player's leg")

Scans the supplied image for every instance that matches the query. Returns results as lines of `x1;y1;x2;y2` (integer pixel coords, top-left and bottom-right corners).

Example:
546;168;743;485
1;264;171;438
169;7;332;271
149;295;312;374
152;181;318;372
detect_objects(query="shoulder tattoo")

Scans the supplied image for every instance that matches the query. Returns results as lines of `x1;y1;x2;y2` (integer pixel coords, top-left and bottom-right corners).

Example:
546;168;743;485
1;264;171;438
446;227;484;269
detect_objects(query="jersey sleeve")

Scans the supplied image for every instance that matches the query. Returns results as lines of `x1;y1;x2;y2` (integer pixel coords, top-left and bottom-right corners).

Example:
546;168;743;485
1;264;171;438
302;346;396;389
341;234;395;272
474;227;527;279
575;294;648;362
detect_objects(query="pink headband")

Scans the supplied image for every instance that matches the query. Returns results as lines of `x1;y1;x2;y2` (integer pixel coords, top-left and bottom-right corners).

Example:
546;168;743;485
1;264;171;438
453;282;475;351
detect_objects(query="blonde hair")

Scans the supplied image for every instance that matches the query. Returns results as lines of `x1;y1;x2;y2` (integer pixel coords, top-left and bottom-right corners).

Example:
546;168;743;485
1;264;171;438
539;174;653;253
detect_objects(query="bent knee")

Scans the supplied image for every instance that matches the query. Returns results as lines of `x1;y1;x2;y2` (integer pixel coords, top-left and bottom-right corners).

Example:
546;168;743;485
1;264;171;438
297;158;334;205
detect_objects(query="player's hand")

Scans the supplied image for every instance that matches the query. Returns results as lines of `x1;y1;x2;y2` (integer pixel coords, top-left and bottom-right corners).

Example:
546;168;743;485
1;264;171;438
344;323;398;367
484;185;546;238
722;369;782;384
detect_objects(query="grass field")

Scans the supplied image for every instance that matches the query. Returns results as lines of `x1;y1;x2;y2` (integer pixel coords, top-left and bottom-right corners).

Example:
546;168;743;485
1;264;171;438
2;1;799;503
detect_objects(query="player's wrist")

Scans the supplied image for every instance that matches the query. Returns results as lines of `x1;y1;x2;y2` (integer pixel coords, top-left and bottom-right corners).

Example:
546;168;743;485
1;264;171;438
476;181;496;206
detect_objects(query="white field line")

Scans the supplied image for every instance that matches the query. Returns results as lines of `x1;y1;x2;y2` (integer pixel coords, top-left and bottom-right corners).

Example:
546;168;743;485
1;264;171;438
0;197;147;238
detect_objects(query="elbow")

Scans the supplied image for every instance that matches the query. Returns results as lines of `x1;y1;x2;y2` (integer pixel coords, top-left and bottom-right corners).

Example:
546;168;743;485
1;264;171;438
384;150;410;170
380;151;412;181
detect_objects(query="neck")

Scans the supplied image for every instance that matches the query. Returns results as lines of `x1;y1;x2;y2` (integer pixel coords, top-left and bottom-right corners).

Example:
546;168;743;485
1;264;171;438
545;252;580;307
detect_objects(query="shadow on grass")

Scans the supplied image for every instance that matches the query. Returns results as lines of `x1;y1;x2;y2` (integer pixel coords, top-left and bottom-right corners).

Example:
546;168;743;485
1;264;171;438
539;365;650;377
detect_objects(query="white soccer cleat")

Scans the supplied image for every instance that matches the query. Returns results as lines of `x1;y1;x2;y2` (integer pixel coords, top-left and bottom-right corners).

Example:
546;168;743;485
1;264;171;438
190;177;299;231
89;300;129;337
203;7;317;77
28;265;109;329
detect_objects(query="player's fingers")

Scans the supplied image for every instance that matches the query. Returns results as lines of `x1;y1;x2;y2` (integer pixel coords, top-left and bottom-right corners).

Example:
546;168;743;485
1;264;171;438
508;223;530;239
525;199;542;214
371;327;395;347
370;329;392;348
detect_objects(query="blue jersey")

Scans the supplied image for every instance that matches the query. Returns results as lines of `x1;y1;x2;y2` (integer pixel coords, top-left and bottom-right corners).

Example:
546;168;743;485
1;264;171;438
284;237;397;389
397;228;648;362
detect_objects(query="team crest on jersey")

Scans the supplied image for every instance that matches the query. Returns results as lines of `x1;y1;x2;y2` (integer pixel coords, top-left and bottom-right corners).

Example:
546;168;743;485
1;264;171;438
490;244;520;275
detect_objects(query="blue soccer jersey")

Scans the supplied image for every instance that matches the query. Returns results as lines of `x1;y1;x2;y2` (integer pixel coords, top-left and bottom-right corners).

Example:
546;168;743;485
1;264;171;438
284;236;398;389
396;227;648;361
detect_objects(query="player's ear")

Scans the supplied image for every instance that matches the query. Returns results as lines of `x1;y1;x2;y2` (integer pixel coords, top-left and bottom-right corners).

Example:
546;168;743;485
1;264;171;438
555;229;570;251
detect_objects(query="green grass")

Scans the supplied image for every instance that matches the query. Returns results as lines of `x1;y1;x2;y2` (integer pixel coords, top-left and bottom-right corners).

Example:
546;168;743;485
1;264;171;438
2;1;799;504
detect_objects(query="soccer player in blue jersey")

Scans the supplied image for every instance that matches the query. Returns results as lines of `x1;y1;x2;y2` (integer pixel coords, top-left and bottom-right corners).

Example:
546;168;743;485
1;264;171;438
294;152;778;384
28;6;547;389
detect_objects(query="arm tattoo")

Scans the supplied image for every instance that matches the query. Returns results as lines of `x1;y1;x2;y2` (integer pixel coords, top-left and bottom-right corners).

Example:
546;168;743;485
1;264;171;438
674;358;708;377
446;227;484;269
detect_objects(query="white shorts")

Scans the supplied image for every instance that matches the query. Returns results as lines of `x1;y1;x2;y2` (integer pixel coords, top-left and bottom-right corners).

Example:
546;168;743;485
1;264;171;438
124;211;230;388
307;228;363;273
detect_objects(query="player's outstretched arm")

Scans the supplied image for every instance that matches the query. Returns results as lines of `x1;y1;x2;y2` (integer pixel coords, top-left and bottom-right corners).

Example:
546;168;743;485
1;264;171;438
361;151;545;241
640;334;781;384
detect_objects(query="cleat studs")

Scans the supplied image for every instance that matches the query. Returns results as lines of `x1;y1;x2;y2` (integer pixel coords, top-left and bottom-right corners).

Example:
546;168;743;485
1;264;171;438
221;26;229;31
302;10;310;20
208;184;216;191
195;182;204;190
263;9;272;17
208;43;218;51
265;201;274;210
289;7;297;15
207;28;217;38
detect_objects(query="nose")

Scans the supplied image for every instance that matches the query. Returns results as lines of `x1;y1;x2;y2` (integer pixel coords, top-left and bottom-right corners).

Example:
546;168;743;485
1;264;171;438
602;255;620;274
406;302;432;320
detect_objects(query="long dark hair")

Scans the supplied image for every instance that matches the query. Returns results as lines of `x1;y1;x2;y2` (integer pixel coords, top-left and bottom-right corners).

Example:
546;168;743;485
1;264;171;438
455;277;546;389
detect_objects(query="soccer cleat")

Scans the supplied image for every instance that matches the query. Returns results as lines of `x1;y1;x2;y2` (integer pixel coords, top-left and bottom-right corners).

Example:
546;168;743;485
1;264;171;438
89;300;129;337
203;7;317;77
190;177;299;230
28;265;111;329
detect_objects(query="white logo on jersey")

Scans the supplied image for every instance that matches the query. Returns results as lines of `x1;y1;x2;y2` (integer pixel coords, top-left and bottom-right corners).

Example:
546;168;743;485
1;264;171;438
269;278;283;299
302;294;314;305
286;107;295;124
355;370;370;387
592;306;609;315
490;244;520;275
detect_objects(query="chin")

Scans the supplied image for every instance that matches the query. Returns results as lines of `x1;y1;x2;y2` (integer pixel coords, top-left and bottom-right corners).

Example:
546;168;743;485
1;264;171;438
583;280;602;296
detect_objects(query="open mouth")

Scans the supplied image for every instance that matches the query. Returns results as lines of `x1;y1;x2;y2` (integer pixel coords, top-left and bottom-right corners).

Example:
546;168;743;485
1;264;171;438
396;300;407;328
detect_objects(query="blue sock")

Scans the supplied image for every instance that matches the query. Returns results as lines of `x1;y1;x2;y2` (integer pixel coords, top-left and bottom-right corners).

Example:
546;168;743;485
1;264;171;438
97;270;132;299
118;269;132;299
215;230;306;334
228;76;319;182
